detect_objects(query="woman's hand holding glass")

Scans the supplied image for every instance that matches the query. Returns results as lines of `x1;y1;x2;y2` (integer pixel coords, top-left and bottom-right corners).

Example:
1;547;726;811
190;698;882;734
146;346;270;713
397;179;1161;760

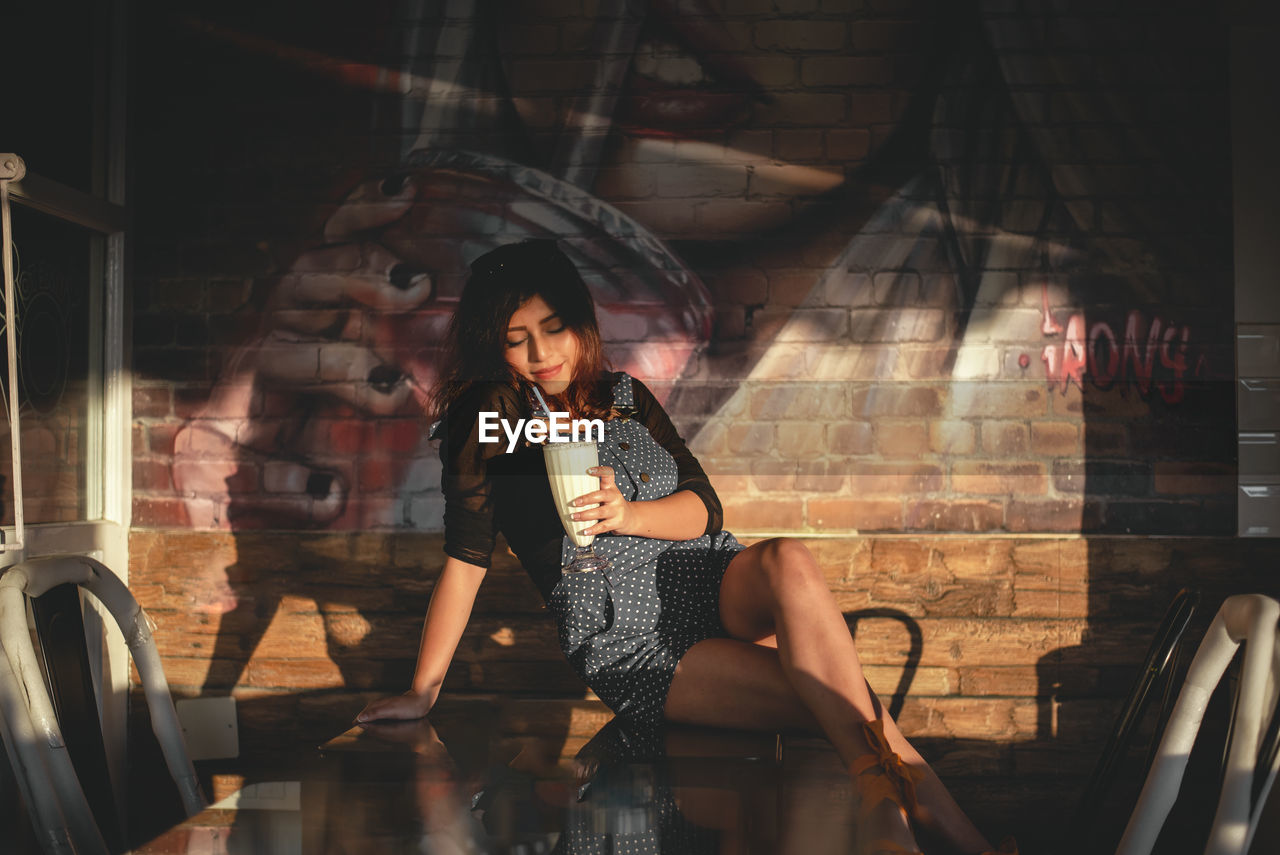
570;465;634;537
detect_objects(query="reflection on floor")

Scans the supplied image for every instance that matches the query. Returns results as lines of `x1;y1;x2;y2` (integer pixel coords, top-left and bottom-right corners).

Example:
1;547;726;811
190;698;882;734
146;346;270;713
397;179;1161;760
93;695;1280;855
132;697;874;855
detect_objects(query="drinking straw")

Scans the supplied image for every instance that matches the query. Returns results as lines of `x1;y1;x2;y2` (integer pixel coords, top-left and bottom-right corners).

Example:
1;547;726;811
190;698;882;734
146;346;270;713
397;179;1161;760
530;384;552;418
529;385;567;443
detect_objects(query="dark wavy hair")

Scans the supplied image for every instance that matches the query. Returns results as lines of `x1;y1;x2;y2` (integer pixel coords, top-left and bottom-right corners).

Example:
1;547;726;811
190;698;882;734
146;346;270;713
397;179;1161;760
431;239;614;421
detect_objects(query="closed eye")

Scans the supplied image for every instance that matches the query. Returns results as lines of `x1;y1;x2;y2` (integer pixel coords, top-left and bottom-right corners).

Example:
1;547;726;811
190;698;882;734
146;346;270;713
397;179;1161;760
505;312;565;347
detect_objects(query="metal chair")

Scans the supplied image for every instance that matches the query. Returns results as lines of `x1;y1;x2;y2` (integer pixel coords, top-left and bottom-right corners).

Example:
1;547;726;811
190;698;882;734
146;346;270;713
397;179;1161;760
1115;594;1280;855
0;555;206;854
1069;588;1201;849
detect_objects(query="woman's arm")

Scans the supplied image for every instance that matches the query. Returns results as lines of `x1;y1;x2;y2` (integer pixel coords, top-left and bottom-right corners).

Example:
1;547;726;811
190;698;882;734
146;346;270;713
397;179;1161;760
356;555;487;722
631;378;724;534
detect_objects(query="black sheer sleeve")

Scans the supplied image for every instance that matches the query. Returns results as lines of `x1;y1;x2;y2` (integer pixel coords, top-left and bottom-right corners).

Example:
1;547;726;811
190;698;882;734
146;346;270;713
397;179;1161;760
437;383;524;568
630;378;724;536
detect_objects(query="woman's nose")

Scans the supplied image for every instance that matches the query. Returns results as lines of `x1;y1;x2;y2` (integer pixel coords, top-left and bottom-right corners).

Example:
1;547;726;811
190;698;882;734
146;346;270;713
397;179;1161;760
527;334;547;362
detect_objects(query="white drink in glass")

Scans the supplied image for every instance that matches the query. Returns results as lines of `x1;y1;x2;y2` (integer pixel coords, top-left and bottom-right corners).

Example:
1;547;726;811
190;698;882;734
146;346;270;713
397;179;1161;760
543;440;610;572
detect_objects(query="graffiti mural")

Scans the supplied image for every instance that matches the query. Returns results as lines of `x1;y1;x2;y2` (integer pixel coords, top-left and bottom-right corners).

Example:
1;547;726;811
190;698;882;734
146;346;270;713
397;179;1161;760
135;0;1235;538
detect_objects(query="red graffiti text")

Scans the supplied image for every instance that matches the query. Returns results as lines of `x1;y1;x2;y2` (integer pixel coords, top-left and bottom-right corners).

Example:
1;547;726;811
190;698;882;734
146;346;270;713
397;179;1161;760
1039;285;1199;404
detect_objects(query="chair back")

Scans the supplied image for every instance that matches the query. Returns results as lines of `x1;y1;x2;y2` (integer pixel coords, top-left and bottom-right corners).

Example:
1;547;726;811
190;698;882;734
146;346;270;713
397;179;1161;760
0;555;206;854
1115;594;1280;855
1070;588;1200;849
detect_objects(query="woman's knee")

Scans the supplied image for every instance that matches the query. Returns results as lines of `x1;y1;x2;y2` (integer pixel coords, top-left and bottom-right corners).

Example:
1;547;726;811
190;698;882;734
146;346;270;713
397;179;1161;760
756;537;823;591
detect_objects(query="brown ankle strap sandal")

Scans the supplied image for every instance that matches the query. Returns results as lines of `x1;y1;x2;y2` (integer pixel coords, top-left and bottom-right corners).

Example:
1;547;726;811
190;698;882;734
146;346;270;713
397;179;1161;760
851;719;927;854
853;719;924;814
853;720;1016;855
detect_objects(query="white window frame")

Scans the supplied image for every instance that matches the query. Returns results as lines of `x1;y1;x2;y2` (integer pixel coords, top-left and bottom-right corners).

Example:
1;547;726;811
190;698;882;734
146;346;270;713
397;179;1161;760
1;0;133;827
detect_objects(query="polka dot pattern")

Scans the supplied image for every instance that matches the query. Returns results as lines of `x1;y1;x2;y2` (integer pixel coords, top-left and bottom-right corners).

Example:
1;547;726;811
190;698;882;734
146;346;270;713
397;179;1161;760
543;374;745;742
557;719;720;853
559;762;719;854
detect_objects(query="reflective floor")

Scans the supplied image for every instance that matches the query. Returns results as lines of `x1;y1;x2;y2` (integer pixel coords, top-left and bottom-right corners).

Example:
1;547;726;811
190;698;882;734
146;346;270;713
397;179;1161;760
9;683;1276;855
114;691;1280;855
136;699;865;855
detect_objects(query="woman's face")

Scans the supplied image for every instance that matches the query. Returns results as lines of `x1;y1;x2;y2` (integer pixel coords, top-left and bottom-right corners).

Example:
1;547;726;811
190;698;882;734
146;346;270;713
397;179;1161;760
502;294;582;395
497;1;932;238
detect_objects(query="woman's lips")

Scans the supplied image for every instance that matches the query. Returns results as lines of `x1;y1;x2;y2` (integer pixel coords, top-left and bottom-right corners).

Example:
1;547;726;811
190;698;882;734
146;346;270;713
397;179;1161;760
647;0;764;96
615;1;766;138
532;363;564;379
617;75;754;137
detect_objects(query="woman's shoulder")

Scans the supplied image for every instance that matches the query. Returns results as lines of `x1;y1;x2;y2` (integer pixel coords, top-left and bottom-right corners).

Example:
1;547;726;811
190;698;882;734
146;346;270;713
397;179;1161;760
605;370;643;408
614;372;665;413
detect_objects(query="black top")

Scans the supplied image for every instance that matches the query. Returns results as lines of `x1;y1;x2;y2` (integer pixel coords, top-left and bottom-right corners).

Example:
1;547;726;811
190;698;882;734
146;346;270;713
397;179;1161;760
437;372;723;598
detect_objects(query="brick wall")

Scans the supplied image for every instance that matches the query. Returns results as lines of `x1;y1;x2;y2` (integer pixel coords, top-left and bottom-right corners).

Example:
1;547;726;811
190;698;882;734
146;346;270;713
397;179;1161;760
129;529;1278;850
134;530;1274;725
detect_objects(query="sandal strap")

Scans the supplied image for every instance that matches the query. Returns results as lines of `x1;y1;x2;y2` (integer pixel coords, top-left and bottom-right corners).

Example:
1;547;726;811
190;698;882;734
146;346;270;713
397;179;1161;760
850;752;883;778
851;763;909;822
862;719;925;813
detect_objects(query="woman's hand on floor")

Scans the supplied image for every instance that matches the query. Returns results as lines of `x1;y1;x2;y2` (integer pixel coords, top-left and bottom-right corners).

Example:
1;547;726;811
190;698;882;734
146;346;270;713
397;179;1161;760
356;684;440;723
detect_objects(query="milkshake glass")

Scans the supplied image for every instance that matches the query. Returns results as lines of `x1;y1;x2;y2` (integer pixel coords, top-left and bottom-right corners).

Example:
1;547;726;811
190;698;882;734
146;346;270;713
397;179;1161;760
543;440;610;573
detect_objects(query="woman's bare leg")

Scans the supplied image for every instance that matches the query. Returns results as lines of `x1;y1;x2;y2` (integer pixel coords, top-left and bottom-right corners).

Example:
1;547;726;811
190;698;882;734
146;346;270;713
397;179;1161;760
664;537;992;854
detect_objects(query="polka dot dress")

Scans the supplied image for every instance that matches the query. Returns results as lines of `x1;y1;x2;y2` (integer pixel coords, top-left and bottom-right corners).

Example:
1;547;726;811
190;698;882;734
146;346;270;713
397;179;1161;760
558;761;719;855
557;718;719;855
541;374;744;741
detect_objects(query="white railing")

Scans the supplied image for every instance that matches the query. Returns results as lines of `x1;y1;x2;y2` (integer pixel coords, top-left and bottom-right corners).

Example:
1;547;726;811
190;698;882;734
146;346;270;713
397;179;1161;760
0;153;26;553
